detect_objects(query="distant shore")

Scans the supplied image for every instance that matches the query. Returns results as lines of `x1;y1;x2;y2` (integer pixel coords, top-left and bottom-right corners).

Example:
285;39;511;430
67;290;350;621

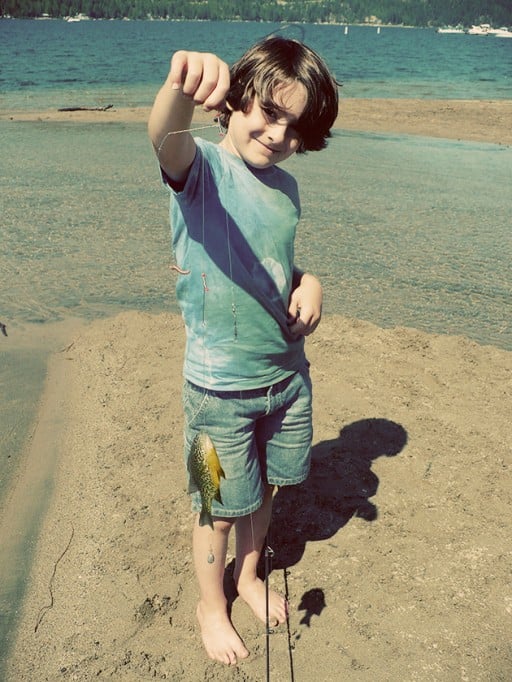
3;98;512;146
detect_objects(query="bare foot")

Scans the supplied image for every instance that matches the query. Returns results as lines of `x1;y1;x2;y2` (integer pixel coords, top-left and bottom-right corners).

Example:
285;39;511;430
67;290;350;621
196;601;249;666
236;577;288;627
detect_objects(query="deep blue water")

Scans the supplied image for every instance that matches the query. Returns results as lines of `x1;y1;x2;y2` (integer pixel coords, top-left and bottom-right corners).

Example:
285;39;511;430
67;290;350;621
1;18;512;111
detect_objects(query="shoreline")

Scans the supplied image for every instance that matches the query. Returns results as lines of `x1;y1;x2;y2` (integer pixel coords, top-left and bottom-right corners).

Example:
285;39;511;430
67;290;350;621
0;350;70;669
5;311;512;680
0;317;91;677
2;98;512;146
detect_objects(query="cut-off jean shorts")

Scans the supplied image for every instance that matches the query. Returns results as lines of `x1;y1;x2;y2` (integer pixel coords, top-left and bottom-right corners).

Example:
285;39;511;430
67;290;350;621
183;361;313;518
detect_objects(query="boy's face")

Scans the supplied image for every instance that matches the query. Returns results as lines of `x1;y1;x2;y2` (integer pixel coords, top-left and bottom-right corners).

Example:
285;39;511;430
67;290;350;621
220;81;307;168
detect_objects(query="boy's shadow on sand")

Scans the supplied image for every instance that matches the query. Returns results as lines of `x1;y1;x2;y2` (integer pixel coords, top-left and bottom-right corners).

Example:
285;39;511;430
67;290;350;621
270;418;408;570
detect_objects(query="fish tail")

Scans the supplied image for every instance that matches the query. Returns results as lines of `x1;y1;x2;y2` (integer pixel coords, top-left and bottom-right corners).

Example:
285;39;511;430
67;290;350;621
199;508;214;530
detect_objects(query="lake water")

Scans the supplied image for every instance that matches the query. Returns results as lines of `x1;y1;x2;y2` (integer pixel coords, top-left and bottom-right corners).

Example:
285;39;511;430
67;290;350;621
0;18;511;675
1;18;512;110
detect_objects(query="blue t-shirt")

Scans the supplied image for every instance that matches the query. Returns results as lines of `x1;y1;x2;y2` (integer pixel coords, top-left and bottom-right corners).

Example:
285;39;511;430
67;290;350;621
168;138;305;390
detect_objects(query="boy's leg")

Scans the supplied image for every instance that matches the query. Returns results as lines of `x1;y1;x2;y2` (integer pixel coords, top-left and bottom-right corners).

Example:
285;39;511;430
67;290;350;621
233;483;288;626
232;364;312;626
193;516;249;665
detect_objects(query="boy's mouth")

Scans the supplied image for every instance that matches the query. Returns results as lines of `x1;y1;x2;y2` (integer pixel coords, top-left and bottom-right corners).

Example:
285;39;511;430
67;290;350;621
255;138;279;154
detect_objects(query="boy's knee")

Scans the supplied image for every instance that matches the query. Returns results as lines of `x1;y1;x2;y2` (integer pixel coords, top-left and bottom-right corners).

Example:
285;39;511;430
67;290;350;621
211;517;236;534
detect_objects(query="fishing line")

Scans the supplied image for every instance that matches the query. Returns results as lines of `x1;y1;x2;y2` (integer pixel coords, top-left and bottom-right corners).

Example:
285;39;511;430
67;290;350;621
260;23;306;43
198;151;218;566
156;123;220;158
222;156;258;557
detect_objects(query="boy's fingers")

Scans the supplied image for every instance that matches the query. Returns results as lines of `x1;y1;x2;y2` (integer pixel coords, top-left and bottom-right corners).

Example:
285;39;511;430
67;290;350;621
180;52;209;98
287;299;299;321
202;58;230;110
168;50;190;88
169;52;230;109
187;53;229;108
168;51;205;97
287;302;321;336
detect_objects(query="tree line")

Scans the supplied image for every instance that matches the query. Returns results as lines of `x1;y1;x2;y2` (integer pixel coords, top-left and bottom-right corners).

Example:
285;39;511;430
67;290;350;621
2;0;511;27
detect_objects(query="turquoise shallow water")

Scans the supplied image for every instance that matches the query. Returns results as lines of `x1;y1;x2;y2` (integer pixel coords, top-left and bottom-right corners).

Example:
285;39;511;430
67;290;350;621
2;120;511;349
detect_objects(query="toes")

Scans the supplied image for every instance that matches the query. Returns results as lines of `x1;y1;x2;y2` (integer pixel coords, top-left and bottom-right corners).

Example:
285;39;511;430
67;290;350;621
225;651;237;666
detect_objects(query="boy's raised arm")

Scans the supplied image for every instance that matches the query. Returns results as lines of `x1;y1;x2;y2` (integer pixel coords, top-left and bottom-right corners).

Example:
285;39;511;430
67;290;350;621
148;51;230;184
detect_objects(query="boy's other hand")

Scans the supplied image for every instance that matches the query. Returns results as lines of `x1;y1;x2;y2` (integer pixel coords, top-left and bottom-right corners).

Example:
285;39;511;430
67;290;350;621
288;273;323;337
169;51;230;111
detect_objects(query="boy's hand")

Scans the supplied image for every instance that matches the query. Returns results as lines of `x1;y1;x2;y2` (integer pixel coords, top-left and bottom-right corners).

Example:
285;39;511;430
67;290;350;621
169;51;230;111
149;50;230;182
288;272;323;336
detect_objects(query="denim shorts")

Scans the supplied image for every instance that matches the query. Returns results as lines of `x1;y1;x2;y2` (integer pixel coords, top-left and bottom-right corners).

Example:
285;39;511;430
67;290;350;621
182;362;312;518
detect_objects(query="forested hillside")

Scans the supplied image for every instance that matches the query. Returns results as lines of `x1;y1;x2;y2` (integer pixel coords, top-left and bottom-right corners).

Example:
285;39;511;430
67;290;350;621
2;0;511;27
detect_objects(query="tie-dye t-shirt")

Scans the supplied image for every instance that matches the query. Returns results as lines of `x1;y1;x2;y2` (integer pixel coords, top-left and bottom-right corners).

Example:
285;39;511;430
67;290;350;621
168;137;306;390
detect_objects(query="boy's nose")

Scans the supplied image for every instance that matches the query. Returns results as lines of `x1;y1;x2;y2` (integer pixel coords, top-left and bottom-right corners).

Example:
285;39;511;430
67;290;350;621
267;122;287;144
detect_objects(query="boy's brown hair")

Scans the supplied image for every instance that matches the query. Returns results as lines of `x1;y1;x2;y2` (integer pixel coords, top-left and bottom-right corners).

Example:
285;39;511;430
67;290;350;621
219;35;339;153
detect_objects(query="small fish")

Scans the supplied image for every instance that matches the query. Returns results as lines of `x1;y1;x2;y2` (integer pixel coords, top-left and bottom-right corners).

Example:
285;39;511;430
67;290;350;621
188;431;225;530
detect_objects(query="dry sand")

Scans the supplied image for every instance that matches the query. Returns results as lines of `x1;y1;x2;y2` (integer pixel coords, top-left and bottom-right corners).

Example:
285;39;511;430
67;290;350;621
4;98;512;146
4;102;512;681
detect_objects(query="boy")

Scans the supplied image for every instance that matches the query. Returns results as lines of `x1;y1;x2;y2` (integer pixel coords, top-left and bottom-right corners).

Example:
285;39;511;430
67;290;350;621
148;36;338;665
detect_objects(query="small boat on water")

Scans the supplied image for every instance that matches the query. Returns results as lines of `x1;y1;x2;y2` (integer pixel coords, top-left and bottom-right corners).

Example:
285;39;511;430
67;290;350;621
437;24;512;36
493;28;512;38
468;23;491;35
466;24;512;37
437;27;465;34
66;13;89;22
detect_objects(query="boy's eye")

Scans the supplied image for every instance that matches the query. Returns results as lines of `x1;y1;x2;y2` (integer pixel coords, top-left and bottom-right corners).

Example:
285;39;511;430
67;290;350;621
263;106;279;121
260;104;302;139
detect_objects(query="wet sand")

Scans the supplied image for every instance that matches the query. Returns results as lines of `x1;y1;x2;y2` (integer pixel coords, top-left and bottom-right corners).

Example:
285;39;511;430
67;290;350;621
4;101;512;681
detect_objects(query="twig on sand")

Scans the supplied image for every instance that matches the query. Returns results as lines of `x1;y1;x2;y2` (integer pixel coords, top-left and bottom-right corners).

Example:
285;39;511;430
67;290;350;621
57;104;114;112
59;340;76;353
34;525;75;633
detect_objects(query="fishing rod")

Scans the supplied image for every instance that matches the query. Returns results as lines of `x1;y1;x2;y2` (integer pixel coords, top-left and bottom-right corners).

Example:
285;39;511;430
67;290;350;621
264;525;297;682
264;538;275;681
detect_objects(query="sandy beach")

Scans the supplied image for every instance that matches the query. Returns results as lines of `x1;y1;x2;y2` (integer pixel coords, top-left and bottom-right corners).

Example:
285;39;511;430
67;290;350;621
4;101;512;681
3;98;512;146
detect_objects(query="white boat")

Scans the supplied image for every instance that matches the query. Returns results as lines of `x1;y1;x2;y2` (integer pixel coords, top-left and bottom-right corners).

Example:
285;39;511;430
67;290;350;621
66;13;89;22
493;28;512;38
468;24;491;35
437;27;465;34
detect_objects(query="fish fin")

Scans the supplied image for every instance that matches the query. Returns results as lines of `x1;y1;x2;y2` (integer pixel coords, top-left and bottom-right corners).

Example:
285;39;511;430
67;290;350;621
210;465;226;489
188;479;199;495
214;488;223;505
199;508;214;530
